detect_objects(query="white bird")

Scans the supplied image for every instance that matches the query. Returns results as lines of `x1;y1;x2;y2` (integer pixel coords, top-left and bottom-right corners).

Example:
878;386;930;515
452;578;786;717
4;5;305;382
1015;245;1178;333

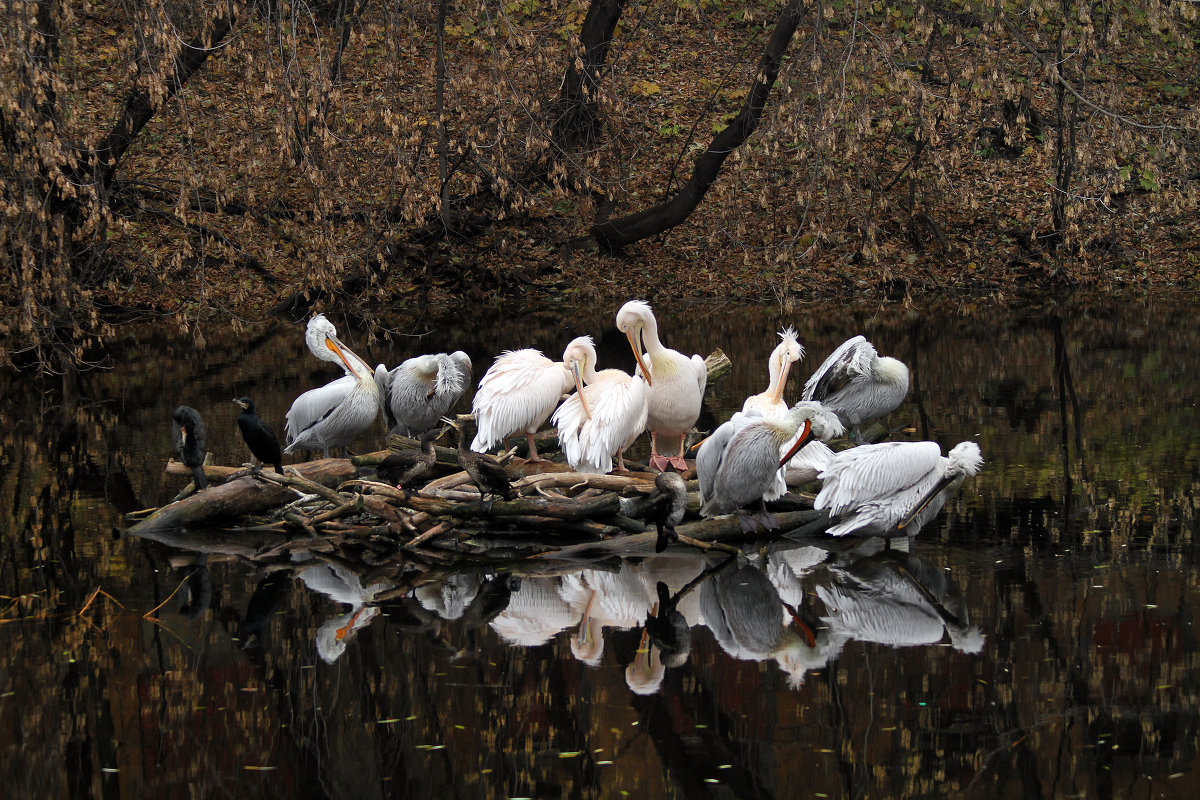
616;300;707;472
695;404;822;531
552;335;648;474
470;346;575;460
742;326;804;418
802;335;910;440
284;314;380;458
558;567;652;666
293;556;390;663
374;350;472;437
489;576;580;647
814;440;984;537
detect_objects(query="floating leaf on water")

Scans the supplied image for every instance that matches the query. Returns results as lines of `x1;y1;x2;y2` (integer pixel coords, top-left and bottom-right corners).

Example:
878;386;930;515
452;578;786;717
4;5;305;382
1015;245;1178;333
377;718;401;724
243;766;277;771
596;760;613;766
558;751;581;758
101;768;119;774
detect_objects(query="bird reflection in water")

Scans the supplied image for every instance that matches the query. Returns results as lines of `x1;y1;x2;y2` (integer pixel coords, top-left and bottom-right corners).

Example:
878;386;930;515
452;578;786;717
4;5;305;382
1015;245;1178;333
292;555;394;664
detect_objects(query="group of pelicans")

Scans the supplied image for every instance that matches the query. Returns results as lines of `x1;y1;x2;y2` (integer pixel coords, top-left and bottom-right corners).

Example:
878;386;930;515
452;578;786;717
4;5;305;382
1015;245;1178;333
169;301;983;541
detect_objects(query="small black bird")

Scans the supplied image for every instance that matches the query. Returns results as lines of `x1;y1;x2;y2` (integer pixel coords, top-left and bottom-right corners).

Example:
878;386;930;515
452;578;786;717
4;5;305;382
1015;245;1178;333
444;416;515;504
171;405;209;490
233;397;283;474
622;470;688;552
377;425;448;496
645;580;692;667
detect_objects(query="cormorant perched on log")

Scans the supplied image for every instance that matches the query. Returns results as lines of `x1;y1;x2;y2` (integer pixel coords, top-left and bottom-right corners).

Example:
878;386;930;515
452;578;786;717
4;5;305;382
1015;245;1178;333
233;397;283;474
443;417;515;504
171;405;209;490
622;470;688;552
377;425;449;496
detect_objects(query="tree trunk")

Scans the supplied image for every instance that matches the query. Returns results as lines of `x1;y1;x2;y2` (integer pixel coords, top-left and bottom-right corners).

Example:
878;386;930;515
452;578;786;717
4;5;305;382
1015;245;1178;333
591;0;805;252
552;0;629;146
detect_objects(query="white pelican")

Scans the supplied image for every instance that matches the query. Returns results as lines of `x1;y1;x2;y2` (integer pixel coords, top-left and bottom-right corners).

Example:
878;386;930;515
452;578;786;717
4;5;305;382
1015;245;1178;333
489;576;580;647
695;404;822;531
802;335;910;440
374;350;471;437
742;326;804;417
470;346;575;460
551;335;648;474
559;566;652;666
616;300;706;471
814;440;984;537
284;314;380;458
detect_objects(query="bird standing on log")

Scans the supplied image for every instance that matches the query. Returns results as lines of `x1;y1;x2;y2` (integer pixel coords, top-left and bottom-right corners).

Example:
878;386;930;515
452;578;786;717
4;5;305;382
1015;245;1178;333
375;351;472;437
233;396;283;474
470;345;575;461
284;314;380;458
444;416;515;504
622;471;688;552
377;425;448;496
616;300;707;472
814;440;983;538
552;335;649;474
802;335;910;440
171;405;209;490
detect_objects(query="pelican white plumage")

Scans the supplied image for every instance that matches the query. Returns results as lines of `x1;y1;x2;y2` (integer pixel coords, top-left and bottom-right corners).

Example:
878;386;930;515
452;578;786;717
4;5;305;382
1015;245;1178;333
470;346;575;460
285;314;380;458
742;326;804;418
552;335;649;474
559;567;652;666
489;576;580;647
616;300;706;471
814;440;983;537
802;335;910;439
374;350;471;437
695;404;821;531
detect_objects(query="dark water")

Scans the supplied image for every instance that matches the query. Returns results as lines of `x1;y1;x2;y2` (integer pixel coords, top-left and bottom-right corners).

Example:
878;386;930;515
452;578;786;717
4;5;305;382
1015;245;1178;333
2;294;1198;799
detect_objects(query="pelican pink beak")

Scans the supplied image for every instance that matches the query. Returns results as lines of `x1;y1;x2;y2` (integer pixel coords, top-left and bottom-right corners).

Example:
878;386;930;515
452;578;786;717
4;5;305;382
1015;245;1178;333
624;329;653;387
779;420;813;467
770;358;793;406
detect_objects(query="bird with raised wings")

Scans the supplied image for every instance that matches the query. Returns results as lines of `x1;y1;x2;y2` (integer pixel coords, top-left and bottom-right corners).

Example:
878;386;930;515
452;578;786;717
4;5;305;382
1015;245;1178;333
802;335;910;440
375;350;471;437
616;300;706;472
814;440;983;537
552;335;649;474
470;345;575;461
284;314;380;459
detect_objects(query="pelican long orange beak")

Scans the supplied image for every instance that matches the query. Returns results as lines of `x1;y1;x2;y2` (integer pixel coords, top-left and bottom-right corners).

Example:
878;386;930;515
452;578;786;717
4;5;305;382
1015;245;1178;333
770;358;793;406
571;360;592;420
625;329;653;387
325;335;356;374
779;420;813;467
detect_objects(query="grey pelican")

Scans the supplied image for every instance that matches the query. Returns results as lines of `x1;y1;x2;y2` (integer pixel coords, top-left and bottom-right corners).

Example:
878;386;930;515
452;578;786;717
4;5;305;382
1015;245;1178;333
374;350;472;437
171;405;209;490
552;335;649;474
695;404;822;531
616;300;706;472
802;335;910;439
470;346;575;460
284;314;380;458
233;397;282;474
742;326;804;417
294;556;392;663
814;440;984;537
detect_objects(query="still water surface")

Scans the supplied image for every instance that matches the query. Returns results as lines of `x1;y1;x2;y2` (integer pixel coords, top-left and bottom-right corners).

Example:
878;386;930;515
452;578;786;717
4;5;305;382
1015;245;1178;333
2;294;1198;799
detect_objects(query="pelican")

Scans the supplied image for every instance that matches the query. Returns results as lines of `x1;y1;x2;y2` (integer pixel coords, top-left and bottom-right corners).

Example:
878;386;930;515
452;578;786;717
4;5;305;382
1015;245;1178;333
375;350;471;437
489;576;581;647
742;326;804;417
233;396;282;474
814;440;984;537
616;300;706;471
559;566;652;666
802;335;910;439
171;405;209;490
293;554;393;663
695;404;823;531
284;314;380;458
470;346;575;460
551;335;649;474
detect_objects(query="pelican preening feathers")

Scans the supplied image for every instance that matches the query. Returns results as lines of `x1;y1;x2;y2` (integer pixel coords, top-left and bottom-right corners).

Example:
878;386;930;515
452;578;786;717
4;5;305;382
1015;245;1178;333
285;314;380;459
616;300;707;472
470;346;575;461
375;351;472;437
802;335;910;439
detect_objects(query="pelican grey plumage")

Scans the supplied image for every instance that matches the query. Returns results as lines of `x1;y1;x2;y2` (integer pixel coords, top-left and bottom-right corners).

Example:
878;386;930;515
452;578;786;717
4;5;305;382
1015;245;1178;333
171;405;208;489
284;314;380;458
695;404;821;531
802;335;910;439
470;346;575;460
616;300;707;472
375;350;472;437
814;440;984;537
